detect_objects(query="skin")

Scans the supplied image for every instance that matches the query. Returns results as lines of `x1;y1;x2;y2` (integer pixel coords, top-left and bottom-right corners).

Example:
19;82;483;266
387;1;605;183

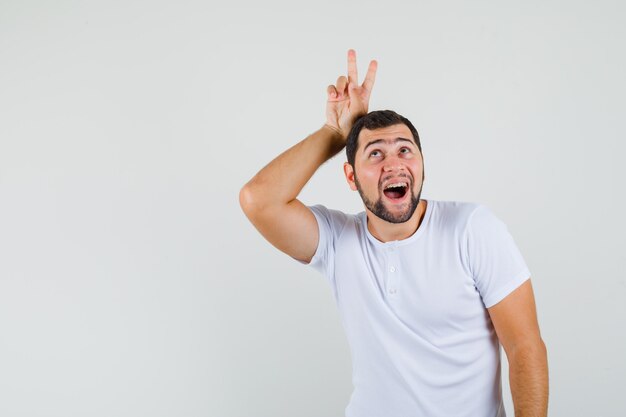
239;49;376;263
239;49;548;417
488;280;549;417
344;123;427;242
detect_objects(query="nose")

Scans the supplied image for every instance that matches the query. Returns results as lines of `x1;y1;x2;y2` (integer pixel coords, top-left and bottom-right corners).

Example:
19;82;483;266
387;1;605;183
382;156;405;172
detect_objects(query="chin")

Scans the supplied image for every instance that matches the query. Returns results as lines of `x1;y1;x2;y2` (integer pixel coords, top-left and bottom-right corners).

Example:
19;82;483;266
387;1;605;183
372;201;418;224
382;212;414;224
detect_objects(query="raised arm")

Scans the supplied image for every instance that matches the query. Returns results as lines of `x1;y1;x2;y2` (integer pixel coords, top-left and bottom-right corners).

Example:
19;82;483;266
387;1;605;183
239;49;377;263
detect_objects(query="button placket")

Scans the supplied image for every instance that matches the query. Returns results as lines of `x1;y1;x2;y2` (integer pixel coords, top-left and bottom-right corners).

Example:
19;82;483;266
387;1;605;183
386;244;399;296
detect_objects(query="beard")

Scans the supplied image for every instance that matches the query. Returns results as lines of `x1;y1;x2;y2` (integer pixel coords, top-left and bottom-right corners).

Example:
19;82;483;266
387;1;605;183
354;174;422;224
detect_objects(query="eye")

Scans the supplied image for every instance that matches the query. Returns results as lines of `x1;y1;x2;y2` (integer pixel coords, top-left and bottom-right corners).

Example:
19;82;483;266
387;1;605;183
369;150;382;158
399;147;411;155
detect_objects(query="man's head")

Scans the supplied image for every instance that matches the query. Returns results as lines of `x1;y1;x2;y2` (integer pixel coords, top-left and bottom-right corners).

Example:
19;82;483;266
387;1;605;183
343;110;424;224
345;110;421;167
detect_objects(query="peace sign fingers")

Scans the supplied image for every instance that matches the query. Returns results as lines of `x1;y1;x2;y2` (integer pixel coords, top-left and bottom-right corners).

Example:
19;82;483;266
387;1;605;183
325;49;379;137
347;49;377;91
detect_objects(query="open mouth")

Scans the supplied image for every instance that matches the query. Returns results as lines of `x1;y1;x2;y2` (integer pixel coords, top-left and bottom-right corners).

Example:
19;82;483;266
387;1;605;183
383;182;408;200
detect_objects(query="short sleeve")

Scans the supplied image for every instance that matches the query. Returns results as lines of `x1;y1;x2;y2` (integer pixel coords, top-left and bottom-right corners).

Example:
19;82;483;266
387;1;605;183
464;205;531;308
304;205;351;284
306;205;333;276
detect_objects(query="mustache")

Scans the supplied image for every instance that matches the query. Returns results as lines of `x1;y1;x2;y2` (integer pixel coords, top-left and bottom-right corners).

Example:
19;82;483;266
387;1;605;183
379;173;413;190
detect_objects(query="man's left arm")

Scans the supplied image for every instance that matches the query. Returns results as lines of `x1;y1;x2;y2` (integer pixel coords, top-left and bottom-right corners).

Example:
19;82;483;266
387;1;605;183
488;279;549;417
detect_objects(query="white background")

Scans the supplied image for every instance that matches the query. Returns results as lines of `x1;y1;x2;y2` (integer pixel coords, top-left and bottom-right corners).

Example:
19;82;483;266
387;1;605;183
1;0;624;416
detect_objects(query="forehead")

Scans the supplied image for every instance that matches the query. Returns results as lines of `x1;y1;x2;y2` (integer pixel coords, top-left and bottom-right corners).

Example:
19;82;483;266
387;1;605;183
357;123;416;151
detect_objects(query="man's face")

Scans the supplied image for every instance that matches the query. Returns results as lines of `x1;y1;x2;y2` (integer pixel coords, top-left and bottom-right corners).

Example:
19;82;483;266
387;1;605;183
344;123;424;224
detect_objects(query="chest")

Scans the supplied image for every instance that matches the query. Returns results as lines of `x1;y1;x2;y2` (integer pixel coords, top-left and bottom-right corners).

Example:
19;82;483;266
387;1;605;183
333;232;489;338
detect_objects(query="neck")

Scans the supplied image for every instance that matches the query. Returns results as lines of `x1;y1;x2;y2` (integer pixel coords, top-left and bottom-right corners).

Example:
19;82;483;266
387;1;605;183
366;199;428;243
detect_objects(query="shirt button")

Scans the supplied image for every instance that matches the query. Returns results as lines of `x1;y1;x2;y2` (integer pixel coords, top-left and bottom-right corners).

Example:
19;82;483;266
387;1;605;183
390;266;396;273
389;288;397;294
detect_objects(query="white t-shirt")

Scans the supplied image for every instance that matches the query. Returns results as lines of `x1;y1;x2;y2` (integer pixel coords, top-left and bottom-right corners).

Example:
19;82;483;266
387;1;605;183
307;199;530;417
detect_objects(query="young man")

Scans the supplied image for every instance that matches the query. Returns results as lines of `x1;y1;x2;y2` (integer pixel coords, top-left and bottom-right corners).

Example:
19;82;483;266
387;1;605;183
239;50;548;417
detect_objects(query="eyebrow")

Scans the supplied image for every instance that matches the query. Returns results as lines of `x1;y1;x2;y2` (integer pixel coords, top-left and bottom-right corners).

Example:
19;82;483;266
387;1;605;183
363;137;415;152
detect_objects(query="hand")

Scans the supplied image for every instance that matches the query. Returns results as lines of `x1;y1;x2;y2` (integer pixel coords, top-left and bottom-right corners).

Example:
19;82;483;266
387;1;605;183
325;49;377;139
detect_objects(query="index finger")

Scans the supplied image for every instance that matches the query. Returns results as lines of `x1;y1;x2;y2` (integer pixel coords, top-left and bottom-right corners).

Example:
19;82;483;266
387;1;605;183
347;49;358;86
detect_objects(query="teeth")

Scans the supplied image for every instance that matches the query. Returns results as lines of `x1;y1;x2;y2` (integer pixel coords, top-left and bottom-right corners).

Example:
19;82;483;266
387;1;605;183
384;182;407;190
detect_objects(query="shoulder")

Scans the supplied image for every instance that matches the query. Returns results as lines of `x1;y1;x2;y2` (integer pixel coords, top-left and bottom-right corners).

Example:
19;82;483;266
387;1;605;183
433;199;482;217
427;199;486;231
308;204;361;235
308;204;358;222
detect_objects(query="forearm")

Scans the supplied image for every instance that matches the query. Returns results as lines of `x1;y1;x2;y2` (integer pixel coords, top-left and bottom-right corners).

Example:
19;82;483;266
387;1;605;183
508;340;549;417
241;124;345;210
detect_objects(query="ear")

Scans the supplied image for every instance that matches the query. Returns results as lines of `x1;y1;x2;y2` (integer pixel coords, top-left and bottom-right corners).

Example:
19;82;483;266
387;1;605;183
343;162;358;191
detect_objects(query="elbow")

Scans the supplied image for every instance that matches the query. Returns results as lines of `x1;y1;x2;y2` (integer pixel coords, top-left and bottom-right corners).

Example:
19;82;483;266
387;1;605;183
537;338;548;364
531;337;548;357
509;337;548;365
239;183;255;216
239;182;266;220
529;338;548;365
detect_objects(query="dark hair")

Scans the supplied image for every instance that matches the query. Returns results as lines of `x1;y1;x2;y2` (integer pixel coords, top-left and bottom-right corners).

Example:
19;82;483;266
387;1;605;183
345;110;421;167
